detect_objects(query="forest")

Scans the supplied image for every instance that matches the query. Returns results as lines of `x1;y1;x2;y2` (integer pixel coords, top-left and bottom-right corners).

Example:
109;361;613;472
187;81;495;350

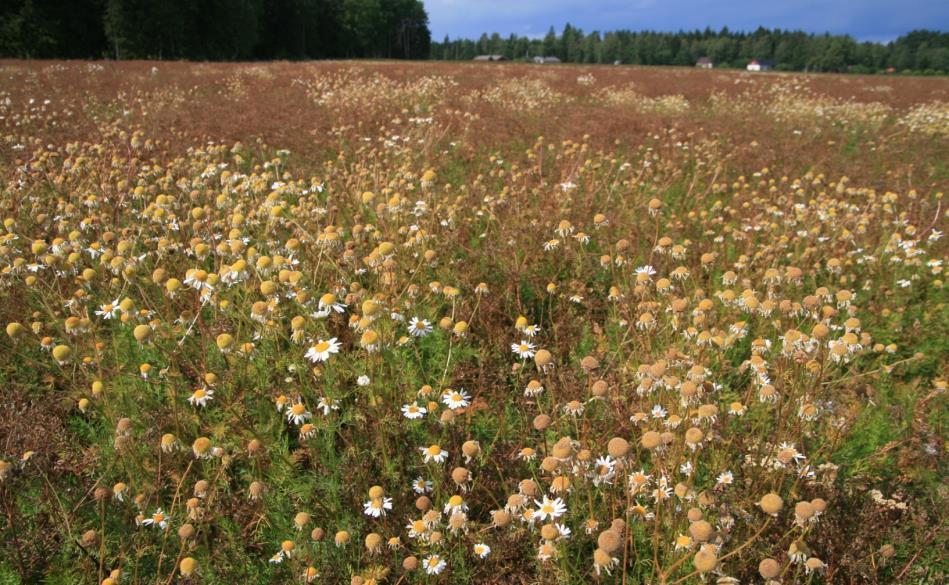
433;26;949;74
0;0;432;60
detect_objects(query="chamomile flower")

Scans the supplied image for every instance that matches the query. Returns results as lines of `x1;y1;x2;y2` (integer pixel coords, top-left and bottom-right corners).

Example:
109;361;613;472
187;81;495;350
402;403;427;419
363;496;393;518
408;317;432;337
412;476;433;494
95;300;120;319
533;496;566;521
421;444;448;463
187;387;213;407
305;338;341;362
142;508;168;529
511;340;536;359
286;402;311;425
423;554;447;575
316;396;339;416
441;388;470;410
473;542;491;558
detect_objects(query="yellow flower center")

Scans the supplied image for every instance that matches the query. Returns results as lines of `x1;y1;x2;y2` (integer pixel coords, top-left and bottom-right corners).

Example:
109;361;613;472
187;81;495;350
314;341;330;352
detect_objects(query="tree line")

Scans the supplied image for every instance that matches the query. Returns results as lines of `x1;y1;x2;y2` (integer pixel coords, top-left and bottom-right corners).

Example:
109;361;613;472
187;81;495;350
0;0;431;60
432;26;949;74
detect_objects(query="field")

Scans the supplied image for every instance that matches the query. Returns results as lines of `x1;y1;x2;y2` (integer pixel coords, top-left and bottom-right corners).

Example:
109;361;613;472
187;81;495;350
0;60;946;584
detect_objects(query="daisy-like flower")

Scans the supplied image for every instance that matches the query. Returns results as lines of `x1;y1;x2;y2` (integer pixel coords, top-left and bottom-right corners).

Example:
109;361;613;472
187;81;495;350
269;552;284;564
286;402;311;425
628;469;652;493
444;494;468;514
402;403;427;419
537;541;558;561
473;542;491;558
142;508;168;529
423;554;447;575
363;496;393;518
187;387;213;407
635;265;657;278
441;388;470;410
408;317;432;337
421;444;448;463
412;476;433;494
511;340;536;359
305;338;341;362
716;470;734;488
533;496;567;521
356;375;370;386
318;293;346;314
522;324;541;337
95;300;120;319
316;397;339;416
629;501;655;520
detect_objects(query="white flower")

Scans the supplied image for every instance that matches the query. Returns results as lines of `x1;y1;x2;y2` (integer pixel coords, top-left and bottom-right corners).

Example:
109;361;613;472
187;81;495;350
187;388;214;407
421;444;448;463
511;340;536;359
402;403;427;419
522;324;541;337
142;508;168;529
317;397;339;415
441;389;470;410
95;300;120;319
635;265;657;278
305;338;341;362
408;317;432;337
356;375;370;386
318;296;346;313
286;403;312;425
412;476;433;493
533;496;566;521
423;554;447;575
473;542;491;558
363;496;393;518
716;470;734;487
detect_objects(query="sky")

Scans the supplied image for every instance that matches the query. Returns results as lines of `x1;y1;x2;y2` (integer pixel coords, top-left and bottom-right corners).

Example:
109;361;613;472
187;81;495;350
425;0;949;43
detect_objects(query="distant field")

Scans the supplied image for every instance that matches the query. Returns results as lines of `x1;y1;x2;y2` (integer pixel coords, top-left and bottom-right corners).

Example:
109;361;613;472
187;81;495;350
0;60;945;584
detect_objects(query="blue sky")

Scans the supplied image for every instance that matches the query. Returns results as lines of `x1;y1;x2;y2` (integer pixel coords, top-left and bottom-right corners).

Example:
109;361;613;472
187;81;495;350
425;0;949;43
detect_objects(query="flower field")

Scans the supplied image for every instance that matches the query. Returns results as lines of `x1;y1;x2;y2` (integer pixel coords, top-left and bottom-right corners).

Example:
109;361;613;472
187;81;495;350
0;60;945;584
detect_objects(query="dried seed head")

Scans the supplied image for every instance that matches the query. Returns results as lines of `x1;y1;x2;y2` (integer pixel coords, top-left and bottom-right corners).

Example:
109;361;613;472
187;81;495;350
758;558;780;579
607;437;629;458
597;530;621;553
689;520;713;542
641;431;661;450
693;549;717;573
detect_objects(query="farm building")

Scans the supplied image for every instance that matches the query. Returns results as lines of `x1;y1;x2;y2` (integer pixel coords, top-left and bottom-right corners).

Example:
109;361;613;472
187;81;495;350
696;57;714;69
532;56;561;64
473;55;506;61
747;59;775;72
